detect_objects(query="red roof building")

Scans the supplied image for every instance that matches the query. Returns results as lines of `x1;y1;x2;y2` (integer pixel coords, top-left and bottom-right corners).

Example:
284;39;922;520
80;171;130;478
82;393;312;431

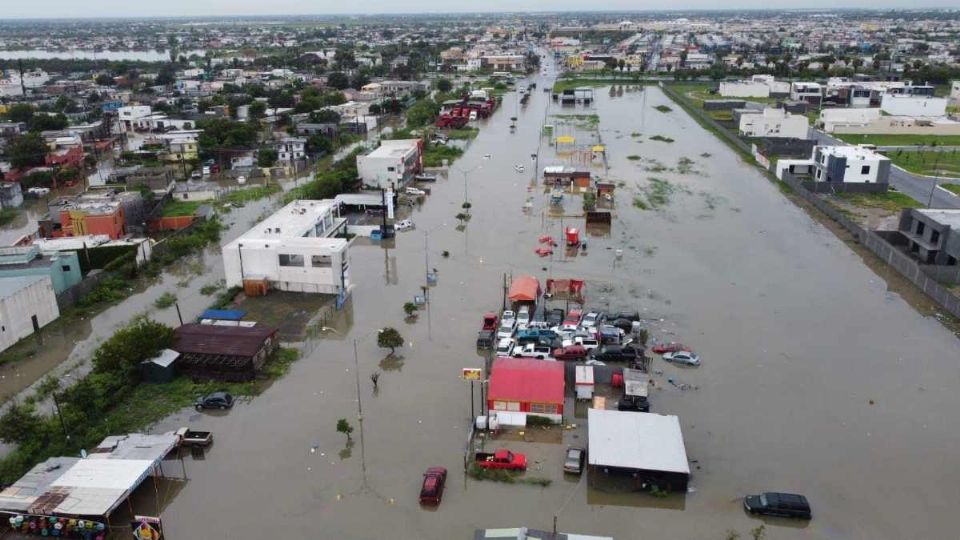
487;357;565;418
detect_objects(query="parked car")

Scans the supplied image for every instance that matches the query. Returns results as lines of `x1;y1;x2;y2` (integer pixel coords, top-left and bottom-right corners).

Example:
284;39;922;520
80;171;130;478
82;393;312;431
476;330;495;349
195;391;234;411
497;318;517;340
592;345;641;363
419;467;448;505
516;306;531;330
564;337;600;351
552;345;588;361
563;309;583;326
652;342;691;355
495;338;515;356
415;173;438;182
744;492;812;520
237;175;247;184
481;313;499;332
174;427;213;447
580;312;604;328
584;358;606;366
475;449;527;470
501;310;516;325
395;219;414;231
513;343;553;360
545;308;565;327
27;187;51;196
405;187;426;196
597;325;624;345
608;318;634;332
617;394;650;412
190;170;202;179
516;328;559;342
608;311;640;322
563;447;586;474
663;351;701;366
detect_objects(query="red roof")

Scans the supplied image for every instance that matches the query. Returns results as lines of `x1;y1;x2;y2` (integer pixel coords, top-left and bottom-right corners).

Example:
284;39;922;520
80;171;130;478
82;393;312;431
507;275;540;302
488;357;564;404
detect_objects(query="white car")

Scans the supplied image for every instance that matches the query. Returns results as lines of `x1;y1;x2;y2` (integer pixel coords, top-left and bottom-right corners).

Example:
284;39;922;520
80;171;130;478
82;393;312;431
501;310;516;326
497;319;517;340
27;187;50;196
495;338;515;357
581;312;603;328
405;187;426;196
584;358;606;367
237;175;247;185
395;219;414;231
663;351;701;366
512;343;554;360
516;306;531;330
563;337;599;351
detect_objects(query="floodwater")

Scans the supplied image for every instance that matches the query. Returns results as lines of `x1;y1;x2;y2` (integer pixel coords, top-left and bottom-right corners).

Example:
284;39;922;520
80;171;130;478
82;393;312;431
136;64;960;540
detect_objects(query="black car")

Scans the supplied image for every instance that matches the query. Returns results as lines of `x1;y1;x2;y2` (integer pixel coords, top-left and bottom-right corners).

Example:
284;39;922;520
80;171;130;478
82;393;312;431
744;492;812;520
608;311;640;322
592;345;641;362
545;308;565;327
608;318;635;332
195;391;234;411
617;394;650;412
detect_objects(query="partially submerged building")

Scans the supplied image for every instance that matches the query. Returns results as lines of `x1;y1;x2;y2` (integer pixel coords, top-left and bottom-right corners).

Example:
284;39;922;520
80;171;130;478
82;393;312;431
487;357;565;423
222;199;350;296
0;275;60;354
356;139;423;189
172;323;279;382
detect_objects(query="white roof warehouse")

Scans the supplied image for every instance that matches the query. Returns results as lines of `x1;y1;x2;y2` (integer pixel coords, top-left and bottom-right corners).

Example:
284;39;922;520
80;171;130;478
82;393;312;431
587;408;690;492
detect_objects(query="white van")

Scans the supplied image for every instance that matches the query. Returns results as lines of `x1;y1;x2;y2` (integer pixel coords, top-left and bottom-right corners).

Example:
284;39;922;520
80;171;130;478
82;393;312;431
516;306;531;330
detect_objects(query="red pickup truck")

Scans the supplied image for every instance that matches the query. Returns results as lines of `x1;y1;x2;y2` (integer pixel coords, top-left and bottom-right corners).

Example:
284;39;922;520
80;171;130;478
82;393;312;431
475;449;527;470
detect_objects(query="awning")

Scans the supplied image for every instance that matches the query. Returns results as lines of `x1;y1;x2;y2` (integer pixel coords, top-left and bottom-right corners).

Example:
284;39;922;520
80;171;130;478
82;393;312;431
592;145;605;152
556;135;575;144
507;276;541;302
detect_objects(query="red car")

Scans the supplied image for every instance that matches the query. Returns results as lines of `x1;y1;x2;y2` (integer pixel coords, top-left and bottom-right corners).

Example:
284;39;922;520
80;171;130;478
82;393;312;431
419;467;448;505
563;309;583;326
652;342;691;355
552;345;588;361
481;313;499;332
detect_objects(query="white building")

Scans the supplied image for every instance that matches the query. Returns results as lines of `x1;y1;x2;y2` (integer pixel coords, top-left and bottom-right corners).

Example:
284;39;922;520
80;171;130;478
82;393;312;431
0;275;60;354
222;200;351;295
752;74;791;95
356;139;423;189
273;138;306;163
818;108;883;132
719;80;770;98
880;94;948;117
790;82;822;104
738;108;809;139
117;106;153;133
778;145;890;188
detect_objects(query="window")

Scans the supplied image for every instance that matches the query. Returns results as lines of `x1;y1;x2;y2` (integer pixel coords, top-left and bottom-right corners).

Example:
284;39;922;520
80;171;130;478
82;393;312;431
861;165;871;175
61;265;71;272
506;401;520;411
916;222;925;236
278;254;305;267
931;230;940;244
529;403;557;414
816;169;822;179
492;401;506;410
387;166;396;172
311;255;332;267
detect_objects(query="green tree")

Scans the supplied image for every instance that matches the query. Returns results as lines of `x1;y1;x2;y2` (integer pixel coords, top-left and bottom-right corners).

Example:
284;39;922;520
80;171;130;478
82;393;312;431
377;327;404;354
0;402;43;445
257;148;278;168
248;101;267;120
4;103;35;123
8;132;48;169
350;72;370;90
405;98;438;127
29;113;69;132
95;74;115;86
91;318;175;377
403;302;418;317
336;418;354;440
306;134;333;156
327;71;349;90
436;78;453;92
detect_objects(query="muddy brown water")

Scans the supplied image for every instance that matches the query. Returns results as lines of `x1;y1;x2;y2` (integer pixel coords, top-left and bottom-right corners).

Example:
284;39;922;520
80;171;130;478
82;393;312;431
13;67;960;539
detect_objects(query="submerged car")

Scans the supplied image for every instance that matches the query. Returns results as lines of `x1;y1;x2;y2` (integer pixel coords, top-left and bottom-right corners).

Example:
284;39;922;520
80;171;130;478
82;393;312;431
563;447;585;474
419;467;448;505
662;351;700;366
744;492;812;520
652;342;691;355
195;391;234;411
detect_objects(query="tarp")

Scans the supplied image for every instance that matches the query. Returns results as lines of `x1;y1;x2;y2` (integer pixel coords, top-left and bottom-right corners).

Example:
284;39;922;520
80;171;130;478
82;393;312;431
200;309;246;321
508;276;541;302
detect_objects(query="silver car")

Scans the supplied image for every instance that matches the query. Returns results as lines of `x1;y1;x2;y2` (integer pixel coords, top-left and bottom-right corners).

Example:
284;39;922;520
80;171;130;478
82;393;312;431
663;351;701;366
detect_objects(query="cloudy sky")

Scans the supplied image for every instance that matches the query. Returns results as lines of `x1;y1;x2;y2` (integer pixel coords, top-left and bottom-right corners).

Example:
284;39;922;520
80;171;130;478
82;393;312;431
3;0;952;18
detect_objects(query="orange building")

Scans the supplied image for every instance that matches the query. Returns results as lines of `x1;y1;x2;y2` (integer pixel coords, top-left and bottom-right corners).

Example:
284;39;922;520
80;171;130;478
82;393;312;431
56;204;126;239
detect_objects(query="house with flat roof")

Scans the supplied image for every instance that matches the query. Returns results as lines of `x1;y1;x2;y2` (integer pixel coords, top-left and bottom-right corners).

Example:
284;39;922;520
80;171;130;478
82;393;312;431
0;275;60;354
776;145;890;193
738;108;809;139
222;199;350;295
356;139;423;189
0;246;81;294
897;209;960;267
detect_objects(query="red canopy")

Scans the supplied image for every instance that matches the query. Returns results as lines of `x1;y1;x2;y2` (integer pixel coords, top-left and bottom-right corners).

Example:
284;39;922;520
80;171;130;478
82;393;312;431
508;276;541;302
488;358;565;405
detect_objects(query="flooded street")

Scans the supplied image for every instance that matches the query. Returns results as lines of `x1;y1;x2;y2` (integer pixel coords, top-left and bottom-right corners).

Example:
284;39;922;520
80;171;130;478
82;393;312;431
12;66;960;538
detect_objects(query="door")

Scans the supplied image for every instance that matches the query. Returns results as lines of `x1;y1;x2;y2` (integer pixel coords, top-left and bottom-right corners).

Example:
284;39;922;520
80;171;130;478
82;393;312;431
31;315;40;333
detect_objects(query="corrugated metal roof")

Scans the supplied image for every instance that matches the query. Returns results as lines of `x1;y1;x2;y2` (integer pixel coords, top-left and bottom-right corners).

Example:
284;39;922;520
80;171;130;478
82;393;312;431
488;358;564;404
587;409;690;475
173;323;277;358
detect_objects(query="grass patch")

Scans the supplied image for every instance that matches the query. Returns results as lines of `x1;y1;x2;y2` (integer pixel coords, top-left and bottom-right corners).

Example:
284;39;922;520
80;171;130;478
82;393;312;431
835;134;960;147
700;152;712;158
708;110;733;121
445;127;479;140
654;105;672;113
645;177;675;208
154;292;177;309
627;155;641;160
631;131;642;137
423;143;464;168
467;463;552;487
649;135;675;143
161;199;202;217
942;183;960;196
0;207;19;227
632;196;648;209
222;184;281;205
836;191;922;212
200;281;224;295
883;150;960;178
677;157;696;174
551;113;600;128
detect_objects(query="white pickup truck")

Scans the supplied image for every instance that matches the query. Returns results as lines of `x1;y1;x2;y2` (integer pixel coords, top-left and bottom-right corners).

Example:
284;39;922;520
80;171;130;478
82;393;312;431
512;343;554;360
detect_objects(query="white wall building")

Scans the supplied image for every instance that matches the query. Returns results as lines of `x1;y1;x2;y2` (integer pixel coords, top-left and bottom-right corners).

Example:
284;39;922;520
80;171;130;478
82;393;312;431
273;138;306;163
818;107;883;132
738;108;809;139
0;275;60;354
117;106;153;133
356;139;422;189
813;145;891;184
880;94;948;117
790;82;823;104
719;80;770;98
222;200;351;295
